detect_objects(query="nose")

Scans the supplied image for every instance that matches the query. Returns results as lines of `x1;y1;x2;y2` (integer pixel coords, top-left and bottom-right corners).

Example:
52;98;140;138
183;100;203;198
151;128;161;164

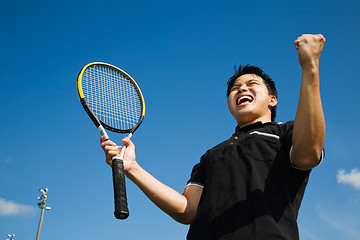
238;84;248;92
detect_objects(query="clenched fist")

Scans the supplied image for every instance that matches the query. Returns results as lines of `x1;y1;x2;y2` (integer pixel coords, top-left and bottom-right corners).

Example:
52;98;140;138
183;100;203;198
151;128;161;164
294;34;325;69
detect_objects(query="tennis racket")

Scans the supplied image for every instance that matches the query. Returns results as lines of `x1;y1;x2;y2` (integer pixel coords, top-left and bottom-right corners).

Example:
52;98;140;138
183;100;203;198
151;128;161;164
77;62;145;219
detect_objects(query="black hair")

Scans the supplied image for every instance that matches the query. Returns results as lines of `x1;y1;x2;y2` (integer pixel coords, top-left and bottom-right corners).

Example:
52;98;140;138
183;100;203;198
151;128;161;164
226;65;278;121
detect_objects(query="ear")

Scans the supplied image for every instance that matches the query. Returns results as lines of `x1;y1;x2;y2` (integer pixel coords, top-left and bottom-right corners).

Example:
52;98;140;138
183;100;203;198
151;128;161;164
268;95;277;107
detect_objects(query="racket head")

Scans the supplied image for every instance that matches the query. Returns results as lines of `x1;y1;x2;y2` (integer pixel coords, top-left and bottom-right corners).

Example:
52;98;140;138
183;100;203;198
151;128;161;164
77;62;145;134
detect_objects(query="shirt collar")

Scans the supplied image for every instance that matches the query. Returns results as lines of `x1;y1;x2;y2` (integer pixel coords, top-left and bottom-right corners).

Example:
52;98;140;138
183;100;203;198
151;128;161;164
235;121;277;133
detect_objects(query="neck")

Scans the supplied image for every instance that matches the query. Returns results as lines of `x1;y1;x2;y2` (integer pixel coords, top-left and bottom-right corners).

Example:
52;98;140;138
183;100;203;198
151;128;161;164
237;116;272;128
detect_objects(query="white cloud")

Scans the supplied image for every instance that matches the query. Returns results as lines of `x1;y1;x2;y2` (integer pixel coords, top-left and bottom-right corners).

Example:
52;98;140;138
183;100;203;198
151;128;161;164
337;168;360;190
0;197;36;216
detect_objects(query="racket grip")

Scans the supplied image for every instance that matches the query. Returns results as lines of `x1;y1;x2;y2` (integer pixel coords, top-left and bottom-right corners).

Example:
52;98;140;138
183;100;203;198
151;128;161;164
112;157;129;219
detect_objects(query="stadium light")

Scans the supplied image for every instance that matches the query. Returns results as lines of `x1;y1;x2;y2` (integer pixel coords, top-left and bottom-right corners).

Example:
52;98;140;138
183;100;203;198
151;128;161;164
7;234;15;240
36;188;51;240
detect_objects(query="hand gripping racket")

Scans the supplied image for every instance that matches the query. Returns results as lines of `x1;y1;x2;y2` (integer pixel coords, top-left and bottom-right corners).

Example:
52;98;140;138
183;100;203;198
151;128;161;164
77;62;145;219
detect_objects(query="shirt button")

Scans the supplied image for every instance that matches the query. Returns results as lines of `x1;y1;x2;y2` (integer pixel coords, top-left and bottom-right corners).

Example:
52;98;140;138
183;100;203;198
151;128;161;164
234;136;239;140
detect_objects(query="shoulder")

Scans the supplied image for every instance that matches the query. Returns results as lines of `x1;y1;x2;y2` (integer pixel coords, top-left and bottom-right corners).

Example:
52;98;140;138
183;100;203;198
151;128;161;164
267;121;294;131
249;121;294;138
266;121;294;137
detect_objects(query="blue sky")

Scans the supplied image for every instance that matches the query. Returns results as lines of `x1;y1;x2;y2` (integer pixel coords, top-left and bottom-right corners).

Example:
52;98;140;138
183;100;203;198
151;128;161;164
1;0;360;239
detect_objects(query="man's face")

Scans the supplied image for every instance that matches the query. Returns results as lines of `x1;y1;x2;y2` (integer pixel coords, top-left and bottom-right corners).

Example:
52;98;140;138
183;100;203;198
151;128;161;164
227;74;277;126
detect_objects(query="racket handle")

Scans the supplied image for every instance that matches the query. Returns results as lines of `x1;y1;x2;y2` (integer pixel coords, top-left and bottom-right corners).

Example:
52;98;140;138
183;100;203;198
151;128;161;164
112;156;129;219
97;125;109;139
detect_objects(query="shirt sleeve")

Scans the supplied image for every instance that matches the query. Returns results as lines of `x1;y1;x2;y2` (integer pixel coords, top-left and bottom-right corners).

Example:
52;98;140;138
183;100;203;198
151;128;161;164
281;121;294;154
186;152;208;188
282;121;325;170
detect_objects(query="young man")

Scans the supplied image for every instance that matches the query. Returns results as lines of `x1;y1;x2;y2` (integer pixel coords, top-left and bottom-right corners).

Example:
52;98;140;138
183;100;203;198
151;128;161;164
101;34;325;239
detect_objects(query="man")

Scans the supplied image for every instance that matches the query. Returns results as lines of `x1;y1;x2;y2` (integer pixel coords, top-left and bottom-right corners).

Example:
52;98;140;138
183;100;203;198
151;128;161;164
101;34;325;239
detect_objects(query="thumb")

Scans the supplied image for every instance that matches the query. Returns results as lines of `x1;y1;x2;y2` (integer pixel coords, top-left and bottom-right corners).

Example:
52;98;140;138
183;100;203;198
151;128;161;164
122;137;135;150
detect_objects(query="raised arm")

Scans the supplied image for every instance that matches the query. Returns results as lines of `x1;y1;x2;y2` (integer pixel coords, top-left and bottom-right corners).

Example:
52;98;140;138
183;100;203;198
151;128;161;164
100;136;202;224
292;34;326;169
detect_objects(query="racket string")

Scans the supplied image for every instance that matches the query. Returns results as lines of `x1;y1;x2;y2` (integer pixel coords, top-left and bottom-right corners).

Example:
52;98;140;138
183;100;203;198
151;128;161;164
82;66;142;130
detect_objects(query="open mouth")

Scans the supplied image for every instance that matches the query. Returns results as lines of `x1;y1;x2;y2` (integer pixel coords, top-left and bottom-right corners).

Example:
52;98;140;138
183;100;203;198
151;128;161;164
236;95;254;106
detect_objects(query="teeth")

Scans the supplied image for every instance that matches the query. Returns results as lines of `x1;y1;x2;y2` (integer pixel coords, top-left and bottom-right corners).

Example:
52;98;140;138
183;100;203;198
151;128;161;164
240;96;253;101
237;95;253;105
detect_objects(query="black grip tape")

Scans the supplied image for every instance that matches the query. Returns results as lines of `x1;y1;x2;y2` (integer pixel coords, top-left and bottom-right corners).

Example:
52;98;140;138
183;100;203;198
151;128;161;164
112;158;129;219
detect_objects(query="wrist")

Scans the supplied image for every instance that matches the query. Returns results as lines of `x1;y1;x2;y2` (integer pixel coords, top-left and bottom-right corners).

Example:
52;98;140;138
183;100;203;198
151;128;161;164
301;66;320;88
301;61;319;73
125;161;141;179
302;65;319;77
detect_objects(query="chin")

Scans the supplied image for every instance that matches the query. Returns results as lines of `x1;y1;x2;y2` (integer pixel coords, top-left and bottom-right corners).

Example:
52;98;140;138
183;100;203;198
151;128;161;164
235;112;263;124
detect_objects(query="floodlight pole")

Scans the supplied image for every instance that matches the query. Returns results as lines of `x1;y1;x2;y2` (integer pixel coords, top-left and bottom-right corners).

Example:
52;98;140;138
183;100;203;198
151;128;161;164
36;188;51;240
36;207;45;240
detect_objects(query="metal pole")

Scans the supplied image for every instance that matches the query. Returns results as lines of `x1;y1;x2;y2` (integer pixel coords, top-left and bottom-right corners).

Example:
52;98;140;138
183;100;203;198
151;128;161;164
35;188;51;240
35;207;45;240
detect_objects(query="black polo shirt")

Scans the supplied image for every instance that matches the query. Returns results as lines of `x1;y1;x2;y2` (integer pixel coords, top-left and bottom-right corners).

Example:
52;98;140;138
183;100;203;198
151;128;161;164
187;121;321;240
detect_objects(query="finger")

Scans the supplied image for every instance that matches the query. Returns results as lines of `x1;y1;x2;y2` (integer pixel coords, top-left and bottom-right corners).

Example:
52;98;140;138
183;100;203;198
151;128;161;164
101;140;117;149
106;158;112;166
294;40;300;50
301;34;325;44
122;137;135;150
294;35;306;49
105;146;120;163
100;135;108;142
104;145;118;152
317;34;326;43
294;34;314;50
108;149;120;157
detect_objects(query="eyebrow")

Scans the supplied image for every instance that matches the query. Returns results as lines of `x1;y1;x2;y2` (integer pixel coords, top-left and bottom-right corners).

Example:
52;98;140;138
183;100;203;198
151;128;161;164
233;79;260;86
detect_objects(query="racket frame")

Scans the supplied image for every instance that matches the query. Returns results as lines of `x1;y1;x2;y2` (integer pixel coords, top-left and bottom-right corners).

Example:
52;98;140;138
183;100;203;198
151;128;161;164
77;62;145;135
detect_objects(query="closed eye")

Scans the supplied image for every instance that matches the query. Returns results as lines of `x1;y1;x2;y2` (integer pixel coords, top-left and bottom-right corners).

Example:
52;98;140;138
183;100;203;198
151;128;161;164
231;85;240;92
247;80;259;86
